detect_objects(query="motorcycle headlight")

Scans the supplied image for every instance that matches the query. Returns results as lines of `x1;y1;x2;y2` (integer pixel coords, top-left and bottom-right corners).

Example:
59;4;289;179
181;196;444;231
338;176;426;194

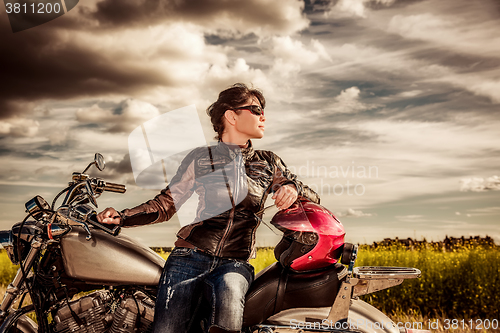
25;195;50;220
1;221;40;265
0;230;17;265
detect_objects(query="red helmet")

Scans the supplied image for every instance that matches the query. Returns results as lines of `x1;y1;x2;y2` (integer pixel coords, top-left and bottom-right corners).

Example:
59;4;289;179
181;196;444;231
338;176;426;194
271;199;345;271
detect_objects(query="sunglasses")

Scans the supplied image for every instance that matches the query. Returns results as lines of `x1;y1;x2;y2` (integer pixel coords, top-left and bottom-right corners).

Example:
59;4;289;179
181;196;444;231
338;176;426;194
232;105;264;116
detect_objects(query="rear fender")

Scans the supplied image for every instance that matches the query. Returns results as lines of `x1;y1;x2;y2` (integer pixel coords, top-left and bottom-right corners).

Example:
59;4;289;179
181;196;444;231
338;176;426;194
263;299;400;333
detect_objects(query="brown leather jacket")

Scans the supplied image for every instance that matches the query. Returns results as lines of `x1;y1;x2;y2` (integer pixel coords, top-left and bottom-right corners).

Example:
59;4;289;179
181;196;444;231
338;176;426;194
120;141;320;260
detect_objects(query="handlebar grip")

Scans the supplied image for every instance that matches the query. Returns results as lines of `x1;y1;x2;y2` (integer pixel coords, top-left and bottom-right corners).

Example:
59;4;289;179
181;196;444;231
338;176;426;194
104;182;126;193
88;213;121;236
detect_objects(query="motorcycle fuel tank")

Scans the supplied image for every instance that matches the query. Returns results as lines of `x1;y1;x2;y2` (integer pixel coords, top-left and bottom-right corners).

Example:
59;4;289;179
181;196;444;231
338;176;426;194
60;226;165;285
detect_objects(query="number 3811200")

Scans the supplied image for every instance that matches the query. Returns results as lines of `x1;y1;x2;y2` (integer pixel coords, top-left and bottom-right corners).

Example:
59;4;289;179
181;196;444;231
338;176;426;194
5;2;62;14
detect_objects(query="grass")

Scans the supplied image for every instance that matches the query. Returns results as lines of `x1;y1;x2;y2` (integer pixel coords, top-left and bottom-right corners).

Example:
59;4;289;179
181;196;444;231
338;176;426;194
0;250;19;286
249;247;277;273
1;244;499;331
355;244;500;319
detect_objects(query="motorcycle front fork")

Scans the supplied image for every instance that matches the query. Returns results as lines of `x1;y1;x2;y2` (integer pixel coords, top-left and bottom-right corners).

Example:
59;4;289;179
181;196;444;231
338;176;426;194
0;239;42;321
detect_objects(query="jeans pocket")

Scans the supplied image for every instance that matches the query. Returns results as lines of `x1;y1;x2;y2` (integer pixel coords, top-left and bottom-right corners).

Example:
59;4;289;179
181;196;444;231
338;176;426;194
170;247;193;257
228;259;255;277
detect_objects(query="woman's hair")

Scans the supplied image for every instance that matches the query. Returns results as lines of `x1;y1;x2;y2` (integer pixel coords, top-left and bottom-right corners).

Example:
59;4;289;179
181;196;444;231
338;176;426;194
207;83;266;140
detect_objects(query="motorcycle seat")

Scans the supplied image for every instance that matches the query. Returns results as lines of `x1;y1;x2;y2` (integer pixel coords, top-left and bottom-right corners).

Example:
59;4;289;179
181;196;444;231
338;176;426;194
243;262;346;327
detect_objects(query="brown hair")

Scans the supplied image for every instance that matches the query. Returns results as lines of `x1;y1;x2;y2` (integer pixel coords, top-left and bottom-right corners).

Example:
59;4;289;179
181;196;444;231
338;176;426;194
207;83;266;140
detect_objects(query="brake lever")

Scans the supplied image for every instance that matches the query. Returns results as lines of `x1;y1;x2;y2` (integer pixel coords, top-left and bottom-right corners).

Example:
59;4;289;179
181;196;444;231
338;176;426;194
85;181;98;208
63;204;120;239
81;222;93;241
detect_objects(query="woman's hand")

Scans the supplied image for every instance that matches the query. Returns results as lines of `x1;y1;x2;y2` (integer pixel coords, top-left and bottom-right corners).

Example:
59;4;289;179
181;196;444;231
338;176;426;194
97;207;121;224
272;184;298;210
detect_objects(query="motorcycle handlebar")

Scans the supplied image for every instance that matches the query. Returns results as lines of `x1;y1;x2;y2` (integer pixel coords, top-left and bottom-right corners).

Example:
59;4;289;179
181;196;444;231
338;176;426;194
88;213;121;236
103;182;126;193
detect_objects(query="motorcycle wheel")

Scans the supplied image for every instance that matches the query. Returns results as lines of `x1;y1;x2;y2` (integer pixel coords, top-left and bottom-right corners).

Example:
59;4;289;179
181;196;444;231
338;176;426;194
0;315;38;333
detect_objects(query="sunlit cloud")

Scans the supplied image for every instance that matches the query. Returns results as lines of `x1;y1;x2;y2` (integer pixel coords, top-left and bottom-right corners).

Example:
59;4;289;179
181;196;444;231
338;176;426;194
336;208;374;218
460;176;500;192
76;99;161;133
0;118;40;138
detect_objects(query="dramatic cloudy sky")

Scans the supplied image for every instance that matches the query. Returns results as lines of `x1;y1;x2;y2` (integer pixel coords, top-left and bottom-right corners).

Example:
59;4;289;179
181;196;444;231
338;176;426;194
1;0;499;247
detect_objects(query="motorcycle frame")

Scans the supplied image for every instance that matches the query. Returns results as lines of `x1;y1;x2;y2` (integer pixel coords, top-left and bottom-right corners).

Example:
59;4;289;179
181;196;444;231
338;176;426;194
0;155;424;333
0;237;421;333
0;243;420;333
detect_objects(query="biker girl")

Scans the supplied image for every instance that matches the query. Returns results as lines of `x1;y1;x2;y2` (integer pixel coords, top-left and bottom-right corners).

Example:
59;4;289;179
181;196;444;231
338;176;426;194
97;83;320;333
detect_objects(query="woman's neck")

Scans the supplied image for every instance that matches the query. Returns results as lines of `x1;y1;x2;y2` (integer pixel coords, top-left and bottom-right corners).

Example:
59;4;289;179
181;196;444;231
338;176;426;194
221;132;249;147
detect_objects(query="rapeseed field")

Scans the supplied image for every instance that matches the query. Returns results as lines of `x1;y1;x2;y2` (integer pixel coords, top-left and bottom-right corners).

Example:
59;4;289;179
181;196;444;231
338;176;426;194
1;242;498;332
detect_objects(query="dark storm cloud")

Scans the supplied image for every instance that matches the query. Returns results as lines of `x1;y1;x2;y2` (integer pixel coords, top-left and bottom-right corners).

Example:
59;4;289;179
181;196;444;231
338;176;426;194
303;0;336;14
84;154;133;183
303;0;428;15
405;47;500;74
296;13;500;124
0;0;309;120
365;0;427;10
0;135;78;161
298;127;377;147
86;154;132;180
106;154;133;174
270;120;379;150
90;0;307;34
75;99;161;134
307;75;496;125
0;15;169;119
0;147;47;159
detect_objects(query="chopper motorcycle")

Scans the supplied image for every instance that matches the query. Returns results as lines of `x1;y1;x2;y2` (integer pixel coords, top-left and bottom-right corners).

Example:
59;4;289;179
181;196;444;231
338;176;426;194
0;154;427;333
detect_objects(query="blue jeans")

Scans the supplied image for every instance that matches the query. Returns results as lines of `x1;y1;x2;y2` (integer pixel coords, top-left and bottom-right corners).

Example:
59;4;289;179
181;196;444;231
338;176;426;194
152;247;254;333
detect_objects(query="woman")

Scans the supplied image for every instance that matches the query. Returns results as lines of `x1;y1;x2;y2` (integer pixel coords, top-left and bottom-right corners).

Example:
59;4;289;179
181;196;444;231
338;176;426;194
97;83;320;333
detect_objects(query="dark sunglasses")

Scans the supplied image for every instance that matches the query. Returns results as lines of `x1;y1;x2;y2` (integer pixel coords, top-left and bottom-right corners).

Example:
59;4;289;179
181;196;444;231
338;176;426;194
232;105;264;116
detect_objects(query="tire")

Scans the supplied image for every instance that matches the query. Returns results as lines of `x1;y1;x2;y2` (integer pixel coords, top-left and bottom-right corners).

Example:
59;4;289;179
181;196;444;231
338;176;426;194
0;315;38;333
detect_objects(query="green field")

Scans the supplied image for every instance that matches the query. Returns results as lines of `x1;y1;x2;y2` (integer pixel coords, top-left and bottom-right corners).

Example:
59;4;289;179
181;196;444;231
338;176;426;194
0;250;19;286
1;244;499;331
355;244;500;319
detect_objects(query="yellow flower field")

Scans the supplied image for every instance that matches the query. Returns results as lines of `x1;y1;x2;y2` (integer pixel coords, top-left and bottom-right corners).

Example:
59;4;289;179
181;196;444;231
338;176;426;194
1;243;498;332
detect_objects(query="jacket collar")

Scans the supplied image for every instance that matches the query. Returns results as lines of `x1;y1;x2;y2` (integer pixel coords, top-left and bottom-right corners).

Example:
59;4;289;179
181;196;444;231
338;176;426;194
240;140;256;159
216;140;255;160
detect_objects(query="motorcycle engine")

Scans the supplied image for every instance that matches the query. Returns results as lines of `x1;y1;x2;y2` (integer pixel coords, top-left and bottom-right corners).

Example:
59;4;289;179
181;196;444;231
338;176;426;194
110;292;154;333
53;290;113;333
52;290;155;333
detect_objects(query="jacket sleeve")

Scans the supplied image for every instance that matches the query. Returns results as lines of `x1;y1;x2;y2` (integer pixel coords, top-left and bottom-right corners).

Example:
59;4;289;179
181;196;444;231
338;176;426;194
270;152;320;204
120;152;197;228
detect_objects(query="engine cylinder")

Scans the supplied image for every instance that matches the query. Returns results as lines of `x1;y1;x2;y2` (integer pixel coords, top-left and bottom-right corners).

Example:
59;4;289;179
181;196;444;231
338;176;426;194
53;290;112;333
110;292;154;333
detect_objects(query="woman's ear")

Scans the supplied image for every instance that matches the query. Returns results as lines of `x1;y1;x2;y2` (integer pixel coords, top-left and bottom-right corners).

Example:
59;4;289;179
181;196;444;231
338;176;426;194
224;110;237;126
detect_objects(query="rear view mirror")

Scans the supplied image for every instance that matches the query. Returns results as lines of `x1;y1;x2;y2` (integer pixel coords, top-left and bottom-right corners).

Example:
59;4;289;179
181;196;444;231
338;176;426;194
95;153;105;171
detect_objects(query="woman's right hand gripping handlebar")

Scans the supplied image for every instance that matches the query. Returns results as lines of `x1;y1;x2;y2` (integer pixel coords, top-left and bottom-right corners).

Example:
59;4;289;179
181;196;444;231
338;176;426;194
97;207;122;225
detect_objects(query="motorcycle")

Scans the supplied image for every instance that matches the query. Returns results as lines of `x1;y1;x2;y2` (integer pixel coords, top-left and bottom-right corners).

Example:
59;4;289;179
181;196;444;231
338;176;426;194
0;154;427;333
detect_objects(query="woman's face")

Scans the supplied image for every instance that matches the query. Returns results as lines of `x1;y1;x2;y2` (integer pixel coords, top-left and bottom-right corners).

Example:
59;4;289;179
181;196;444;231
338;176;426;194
233;95;266;139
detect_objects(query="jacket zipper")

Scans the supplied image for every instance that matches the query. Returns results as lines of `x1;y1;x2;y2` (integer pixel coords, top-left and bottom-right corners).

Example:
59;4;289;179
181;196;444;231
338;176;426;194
215;157;238;256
